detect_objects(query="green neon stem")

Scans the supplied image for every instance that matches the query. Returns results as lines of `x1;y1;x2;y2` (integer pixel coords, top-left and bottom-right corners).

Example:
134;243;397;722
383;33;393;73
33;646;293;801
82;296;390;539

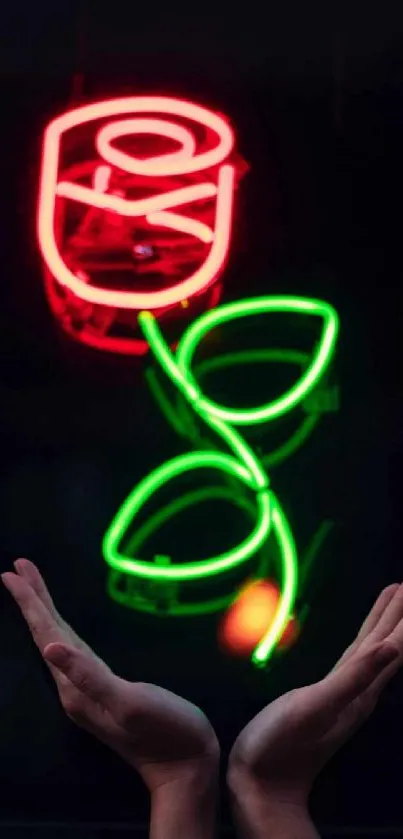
103;450;271;582
145;366;189;440
165;348;322;468
204;412;268;490
252;492;298;666
139;311;197;401
139;311;268;490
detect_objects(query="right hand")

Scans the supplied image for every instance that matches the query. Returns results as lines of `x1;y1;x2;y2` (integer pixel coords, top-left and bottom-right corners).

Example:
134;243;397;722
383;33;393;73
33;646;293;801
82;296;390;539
228;583;403;821
2;560;219;795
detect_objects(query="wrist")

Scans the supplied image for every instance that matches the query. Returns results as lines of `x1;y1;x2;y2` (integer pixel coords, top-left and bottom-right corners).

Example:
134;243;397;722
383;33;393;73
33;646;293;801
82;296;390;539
227;765;318;839
150;755;219;839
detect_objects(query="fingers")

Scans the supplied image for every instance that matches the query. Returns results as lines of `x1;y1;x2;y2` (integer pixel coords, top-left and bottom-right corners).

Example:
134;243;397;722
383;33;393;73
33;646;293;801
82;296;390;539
318;642;399;715
355;584;400;644
334;584;401;670
13;559;61;622
1;572;64;654
364;583;403;644
368;654;403;700
13;560;95;659
367;610;403;698
2;569;122;710
44;642;122;712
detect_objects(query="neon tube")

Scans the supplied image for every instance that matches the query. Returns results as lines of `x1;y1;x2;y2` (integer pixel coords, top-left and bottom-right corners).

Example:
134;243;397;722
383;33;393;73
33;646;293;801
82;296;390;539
40;165;234;309
147;349;321;466
107;484;264;617
252;493;298;666
38;96;236;311
139;297;338;427
147;210;214;244
176;296;339;424
56;180;217;218
103;451;271;582
139;310;268;489
104;293;338;666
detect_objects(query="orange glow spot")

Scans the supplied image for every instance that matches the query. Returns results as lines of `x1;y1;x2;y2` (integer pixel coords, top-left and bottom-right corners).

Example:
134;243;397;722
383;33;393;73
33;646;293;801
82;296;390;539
219;579;299;657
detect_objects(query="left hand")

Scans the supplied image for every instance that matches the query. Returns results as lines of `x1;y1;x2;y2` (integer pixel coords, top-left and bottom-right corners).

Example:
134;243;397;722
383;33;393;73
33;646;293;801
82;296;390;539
2;560;219;797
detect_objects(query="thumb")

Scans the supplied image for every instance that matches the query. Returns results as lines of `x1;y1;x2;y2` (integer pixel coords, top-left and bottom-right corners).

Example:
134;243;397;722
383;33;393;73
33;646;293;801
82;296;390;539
317;642;399;714
44;642;121;709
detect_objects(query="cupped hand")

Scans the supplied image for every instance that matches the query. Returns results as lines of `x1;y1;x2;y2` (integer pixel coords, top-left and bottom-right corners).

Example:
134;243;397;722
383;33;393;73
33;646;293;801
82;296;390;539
2;560;219;794
228;583;403;811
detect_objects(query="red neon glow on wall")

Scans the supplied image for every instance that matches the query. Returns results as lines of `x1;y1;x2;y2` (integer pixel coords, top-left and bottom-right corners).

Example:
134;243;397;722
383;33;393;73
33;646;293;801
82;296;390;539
37;96;243;353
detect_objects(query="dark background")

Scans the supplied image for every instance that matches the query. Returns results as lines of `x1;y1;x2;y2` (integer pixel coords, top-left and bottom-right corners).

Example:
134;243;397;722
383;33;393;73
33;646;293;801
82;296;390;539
1;3;403;836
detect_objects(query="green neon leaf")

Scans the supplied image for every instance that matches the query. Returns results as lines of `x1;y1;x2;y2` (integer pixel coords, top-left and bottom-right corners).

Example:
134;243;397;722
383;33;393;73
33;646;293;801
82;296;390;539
175;296;339;425
102;450;272;582
107;484;261;616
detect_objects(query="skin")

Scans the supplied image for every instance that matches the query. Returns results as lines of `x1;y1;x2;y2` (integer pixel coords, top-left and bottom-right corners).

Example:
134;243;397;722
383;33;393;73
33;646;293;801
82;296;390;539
3;564;403;838
227;582;403;838
1;560;219;839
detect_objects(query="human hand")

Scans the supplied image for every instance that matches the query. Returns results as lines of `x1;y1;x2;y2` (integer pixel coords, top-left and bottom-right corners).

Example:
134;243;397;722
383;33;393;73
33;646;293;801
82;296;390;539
2;560;219;838
228;584;403;838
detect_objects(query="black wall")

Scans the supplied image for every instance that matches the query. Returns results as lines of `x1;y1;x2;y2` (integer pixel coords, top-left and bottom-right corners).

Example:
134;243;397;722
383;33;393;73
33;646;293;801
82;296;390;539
1;4;403;836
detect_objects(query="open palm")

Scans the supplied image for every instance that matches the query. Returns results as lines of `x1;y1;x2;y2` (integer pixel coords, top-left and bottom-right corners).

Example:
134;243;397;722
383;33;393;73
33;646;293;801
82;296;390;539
229;583;403;808
2;560;218;794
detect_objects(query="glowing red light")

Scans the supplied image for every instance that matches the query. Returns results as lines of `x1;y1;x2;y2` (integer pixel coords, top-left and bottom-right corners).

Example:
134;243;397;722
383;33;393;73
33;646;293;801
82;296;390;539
38;97;237;321
37;96;242;353
219;579;299;658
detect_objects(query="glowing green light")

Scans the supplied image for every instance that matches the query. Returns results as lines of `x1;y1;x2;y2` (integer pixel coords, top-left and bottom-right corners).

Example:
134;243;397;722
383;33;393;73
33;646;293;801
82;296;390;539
147;349;324;469
176;297;339;425
262;414;319;469
103;450;271;581
252;492;298;666
140;311;269;488
124;485;259;560
107;484;268;616
201;411;269;491
145;366;190;440
108;569;238;616
104;294;339;668
139;310;196;403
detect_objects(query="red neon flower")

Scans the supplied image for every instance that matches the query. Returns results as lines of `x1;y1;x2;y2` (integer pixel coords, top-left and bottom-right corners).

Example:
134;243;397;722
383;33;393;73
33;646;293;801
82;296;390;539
37;96;243;353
